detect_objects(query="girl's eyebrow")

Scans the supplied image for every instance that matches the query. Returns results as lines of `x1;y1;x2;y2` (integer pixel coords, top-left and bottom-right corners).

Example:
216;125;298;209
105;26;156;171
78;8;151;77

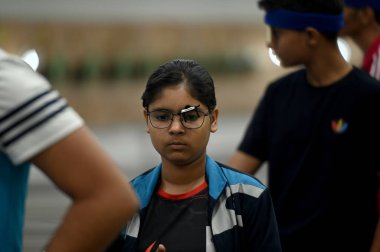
150;104;200;113
150;107;171;112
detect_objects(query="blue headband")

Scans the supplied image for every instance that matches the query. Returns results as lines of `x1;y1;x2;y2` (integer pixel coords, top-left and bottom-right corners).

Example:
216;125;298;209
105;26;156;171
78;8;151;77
264;9;344;32
345;0;380;10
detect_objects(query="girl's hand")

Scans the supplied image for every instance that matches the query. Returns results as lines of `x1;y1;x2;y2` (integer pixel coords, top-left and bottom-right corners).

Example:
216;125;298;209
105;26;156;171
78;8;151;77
156;244;166;252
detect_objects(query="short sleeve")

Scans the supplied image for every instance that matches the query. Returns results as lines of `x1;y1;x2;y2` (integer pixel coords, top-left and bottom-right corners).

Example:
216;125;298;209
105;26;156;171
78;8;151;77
0;50;83;164
237;89;269;161
242;188;281;251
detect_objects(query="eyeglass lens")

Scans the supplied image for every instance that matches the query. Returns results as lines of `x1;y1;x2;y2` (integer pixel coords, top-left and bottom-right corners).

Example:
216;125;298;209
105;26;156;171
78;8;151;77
148;108;207;129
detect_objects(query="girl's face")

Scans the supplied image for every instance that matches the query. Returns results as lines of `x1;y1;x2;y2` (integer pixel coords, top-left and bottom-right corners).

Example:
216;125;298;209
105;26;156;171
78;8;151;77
144;83;218;166
267;27;310;67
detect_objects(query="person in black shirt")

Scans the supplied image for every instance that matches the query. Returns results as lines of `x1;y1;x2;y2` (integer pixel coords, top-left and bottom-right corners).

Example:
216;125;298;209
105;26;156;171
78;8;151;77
229;0;380;251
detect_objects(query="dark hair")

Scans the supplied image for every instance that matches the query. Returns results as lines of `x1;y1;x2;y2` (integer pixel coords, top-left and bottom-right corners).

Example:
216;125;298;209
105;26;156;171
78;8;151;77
258;0;344;41
142;59;216;111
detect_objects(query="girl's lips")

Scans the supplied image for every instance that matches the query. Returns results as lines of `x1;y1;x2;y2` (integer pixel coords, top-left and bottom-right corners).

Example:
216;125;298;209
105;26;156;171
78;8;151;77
169;142;187;150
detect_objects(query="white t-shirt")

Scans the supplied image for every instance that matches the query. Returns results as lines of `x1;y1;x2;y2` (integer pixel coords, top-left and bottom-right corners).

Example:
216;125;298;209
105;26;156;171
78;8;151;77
0;49;83;164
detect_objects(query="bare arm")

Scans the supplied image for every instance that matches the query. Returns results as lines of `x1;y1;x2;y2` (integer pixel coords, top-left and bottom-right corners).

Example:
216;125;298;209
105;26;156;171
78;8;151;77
228;150;263;175
31;126;139;252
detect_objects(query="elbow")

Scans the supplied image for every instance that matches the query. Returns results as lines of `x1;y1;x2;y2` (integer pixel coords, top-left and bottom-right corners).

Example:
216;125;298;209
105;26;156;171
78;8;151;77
115;188;140;222
126;191;140;217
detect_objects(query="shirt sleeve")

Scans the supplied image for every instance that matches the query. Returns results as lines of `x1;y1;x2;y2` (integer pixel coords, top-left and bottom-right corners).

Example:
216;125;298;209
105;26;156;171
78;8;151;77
242;188;282;251
0;50;83;165
237;87;270;161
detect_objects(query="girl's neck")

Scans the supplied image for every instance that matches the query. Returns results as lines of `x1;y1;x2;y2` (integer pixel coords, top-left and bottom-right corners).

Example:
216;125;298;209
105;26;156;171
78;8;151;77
160;156;206;195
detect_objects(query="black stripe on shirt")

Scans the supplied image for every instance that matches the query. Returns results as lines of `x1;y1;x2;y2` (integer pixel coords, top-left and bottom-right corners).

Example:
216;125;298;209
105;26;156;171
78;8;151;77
0;96;64;138
3;104;69;148
0;88;52;123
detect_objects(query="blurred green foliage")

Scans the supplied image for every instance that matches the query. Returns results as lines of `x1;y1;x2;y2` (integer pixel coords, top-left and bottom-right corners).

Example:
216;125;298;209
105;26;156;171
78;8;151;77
41;52;256;86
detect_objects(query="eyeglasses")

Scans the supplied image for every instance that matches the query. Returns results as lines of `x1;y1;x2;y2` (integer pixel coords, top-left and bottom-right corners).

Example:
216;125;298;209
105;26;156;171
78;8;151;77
147;105;210;129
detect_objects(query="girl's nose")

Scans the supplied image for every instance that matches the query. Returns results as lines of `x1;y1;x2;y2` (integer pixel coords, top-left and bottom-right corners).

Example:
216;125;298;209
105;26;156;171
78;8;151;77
168;115;185;134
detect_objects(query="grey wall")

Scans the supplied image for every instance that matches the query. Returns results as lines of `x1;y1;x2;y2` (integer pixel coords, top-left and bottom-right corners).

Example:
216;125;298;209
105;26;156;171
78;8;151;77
0;0;263;24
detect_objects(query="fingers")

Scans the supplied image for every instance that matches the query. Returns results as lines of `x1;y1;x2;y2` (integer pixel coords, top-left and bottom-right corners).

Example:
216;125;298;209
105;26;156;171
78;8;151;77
156;244;166;252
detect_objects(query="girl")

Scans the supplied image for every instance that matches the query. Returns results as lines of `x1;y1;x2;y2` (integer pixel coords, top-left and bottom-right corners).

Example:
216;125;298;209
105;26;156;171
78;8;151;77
108;59;281;252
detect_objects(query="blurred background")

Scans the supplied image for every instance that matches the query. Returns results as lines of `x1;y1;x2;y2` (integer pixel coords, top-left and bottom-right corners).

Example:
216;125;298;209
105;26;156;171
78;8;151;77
0;0;363;251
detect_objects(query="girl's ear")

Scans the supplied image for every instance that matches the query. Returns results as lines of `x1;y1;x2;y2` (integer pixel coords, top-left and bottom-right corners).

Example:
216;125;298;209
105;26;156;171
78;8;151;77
210;108;219;133
143;109;150;133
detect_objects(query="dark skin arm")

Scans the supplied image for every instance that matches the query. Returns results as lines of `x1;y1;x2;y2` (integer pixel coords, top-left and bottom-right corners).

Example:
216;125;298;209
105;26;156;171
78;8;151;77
228;150;262;175
31;126;139;252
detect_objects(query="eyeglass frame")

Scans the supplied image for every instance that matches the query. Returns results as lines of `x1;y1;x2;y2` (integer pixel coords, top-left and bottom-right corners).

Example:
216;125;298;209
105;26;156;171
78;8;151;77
146;105;210;129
